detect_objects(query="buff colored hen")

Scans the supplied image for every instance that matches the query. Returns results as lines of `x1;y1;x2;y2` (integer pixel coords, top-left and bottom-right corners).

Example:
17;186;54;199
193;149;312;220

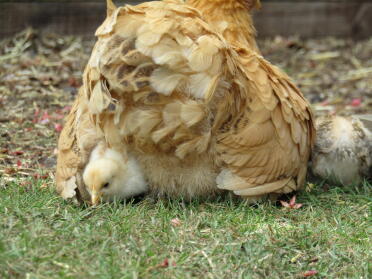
56;0;315;203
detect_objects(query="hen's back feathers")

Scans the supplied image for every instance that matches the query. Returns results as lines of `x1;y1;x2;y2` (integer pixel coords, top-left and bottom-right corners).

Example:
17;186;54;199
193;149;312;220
85;1;235;155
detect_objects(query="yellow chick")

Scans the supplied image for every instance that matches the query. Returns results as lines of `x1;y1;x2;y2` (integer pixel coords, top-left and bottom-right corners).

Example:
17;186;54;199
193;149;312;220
311;115;372;185
83;142;148;205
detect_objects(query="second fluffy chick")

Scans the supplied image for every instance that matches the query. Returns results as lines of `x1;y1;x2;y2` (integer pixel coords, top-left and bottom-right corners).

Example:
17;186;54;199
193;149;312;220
311;115;372;185
83;142;148;205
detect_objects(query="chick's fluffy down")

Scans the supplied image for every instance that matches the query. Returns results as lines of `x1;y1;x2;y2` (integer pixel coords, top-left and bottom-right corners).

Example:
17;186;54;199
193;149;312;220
311;115;372;185
83;143;148;202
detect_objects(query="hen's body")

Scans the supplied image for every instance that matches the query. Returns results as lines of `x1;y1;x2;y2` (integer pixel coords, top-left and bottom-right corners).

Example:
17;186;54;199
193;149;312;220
56;0;315;202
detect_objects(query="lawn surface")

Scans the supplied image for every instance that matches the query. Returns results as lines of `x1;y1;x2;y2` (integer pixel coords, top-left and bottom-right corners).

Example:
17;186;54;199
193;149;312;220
0;179;371;278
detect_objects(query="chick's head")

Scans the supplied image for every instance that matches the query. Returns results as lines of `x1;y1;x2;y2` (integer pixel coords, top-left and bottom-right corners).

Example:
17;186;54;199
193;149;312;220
83;145;148;205
83;156;124;205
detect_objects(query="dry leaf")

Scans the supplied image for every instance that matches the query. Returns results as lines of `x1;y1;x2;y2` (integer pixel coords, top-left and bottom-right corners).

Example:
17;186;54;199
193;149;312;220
280;195;303;209
158;258;176;268
303;270;318;277
170;218;182;227
54;123;63;132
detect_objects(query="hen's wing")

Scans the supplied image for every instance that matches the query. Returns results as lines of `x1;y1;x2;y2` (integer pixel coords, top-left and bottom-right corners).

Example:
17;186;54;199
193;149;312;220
56;88;102;201
83;0;237;158
216;50;315;196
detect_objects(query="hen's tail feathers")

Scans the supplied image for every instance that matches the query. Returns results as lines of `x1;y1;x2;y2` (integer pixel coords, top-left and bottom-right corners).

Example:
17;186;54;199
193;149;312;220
216;168;300;197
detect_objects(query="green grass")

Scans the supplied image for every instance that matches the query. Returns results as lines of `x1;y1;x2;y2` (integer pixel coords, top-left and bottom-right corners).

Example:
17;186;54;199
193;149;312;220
0;179;371;279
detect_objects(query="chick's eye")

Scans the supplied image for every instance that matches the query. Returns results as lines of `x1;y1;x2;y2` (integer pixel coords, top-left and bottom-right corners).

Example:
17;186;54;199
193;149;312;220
102;182;110;188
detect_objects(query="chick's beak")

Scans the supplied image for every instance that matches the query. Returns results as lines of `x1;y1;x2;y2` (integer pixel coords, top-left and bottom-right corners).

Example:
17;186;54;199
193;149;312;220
91;191;102;206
